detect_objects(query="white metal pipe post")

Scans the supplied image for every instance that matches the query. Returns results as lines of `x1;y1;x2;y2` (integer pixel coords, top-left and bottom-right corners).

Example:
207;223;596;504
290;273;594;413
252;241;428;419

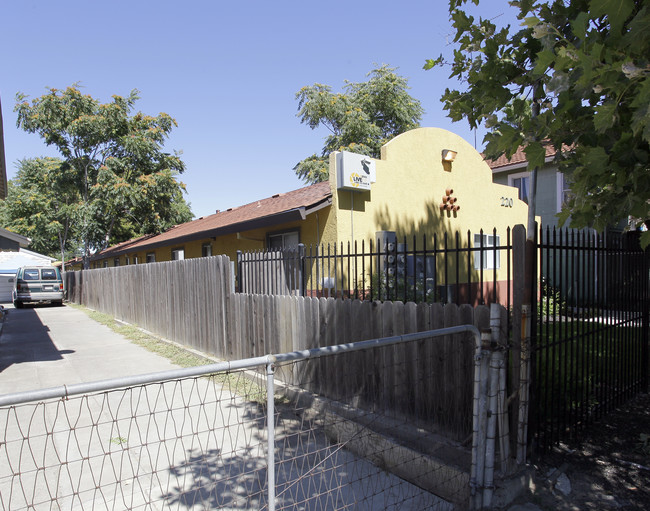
267;360;276;511
471;330;490;510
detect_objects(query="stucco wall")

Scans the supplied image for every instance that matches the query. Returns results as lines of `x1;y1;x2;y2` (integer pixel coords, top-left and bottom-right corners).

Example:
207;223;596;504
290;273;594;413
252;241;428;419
329;128;529;243
323;128;531;286
94;205;334;268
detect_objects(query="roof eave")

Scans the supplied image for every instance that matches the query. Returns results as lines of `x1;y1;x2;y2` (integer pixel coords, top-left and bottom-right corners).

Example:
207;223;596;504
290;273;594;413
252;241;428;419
93;198;332;259
490;155;557;174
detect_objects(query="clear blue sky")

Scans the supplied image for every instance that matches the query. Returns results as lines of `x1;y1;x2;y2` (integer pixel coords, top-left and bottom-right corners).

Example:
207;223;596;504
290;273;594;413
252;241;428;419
1;0;518;219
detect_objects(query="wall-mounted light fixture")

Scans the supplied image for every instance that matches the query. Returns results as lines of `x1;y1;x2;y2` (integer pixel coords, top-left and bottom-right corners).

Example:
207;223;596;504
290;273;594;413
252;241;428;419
442;149;457;162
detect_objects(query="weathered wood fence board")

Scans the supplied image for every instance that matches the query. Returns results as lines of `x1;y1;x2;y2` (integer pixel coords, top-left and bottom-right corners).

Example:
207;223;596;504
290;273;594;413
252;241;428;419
65;256;494;438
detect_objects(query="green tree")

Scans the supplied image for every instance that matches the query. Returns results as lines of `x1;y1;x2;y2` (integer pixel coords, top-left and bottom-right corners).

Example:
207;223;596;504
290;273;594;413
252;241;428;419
15;85;193;266
294;65;424;183
0;157;81;262
426;0;650;247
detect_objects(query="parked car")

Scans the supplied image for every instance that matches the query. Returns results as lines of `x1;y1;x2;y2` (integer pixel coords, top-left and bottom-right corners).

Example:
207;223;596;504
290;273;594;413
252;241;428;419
12;266;64;308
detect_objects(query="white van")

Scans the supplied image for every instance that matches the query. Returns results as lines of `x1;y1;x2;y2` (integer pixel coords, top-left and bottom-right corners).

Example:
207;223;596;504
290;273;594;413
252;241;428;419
12;266;64;308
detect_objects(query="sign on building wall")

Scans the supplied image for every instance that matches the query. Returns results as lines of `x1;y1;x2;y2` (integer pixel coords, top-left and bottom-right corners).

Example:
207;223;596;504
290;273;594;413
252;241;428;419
336;151;376;192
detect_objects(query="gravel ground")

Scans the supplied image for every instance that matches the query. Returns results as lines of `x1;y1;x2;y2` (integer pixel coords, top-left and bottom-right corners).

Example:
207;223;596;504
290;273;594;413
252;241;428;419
509;392;650;510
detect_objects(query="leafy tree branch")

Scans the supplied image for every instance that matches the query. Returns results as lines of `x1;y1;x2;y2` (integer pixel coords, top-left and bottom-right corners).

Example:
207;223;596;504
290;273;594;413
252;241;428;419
14;85;192;266
426;0;650;247
294;65;424;183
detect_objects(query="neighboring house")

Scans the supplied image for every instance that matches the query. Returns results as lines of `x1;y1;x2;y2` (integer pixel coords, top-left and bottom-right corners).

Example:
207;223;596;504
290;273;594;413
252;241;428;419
487;144;570;229
91;128;531;299
0;228;56;301
0;227;30;252
487;146;642;306
488;145;631;236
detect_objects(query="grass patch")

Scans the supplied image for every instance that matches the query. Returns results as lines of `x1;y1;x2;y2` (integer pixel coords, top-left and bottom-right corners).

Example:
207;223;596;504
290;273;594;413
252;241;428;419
533;319;646;426
71;304;213;368
67;303;268;403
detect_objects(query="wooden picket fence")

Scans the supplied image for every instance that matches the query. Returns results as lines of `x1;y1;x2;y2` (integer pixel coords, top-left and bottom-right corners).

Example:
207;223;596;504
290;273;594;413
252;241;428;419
65;255;497;439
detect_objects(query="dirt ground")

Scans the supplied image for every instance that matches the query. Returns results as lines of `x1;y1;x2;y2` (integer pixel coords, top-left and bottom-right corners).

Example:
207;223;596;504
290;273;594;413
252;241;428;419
509;392;650;510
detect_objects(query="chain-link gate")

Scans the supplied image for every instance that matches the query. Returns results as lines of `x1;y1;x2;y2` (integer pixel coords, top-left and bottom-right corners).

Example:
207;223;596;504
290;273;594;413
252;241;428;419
0;325;504;510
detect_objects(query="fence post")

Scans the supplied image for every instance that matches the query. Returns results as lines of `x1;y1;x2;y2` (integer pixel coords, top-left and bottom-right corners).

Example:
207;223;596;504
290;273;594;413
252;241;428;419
511;224;531;464
471;329;491;510
267;359;276;511
298;243;305;297
236;250;243;293
640;248;650;392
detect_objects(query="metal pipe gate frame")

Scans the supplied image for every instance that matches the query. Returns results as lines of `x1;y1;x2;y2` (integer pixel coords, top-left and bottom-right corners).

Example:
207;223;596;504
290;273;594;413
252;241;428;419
0;322;506;510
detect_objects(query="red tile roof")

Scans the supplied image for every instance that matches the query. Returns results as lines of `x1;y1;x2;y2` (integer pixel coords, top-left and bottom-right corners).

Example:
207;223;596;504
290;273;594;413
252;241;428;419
96;181;333;258
485;144;558;170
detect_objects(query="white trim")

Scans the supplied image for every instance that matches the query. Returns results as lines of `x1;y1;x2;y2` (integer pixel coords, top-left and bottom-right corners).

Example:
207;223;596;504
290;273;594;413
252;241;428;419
556;172;563;213
0;227;31;247
473;234;501;270
556;172;570;213
490;155;555;174
507;170;530;184
171;248;185;261
508;171;531;204
17;248;56;262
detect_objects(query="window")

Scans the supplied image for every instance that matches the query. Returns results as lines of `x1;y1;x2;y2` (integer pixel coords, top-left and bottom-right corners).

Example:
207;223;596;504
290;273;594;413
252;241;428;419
41;269;57;280
474;234;501;270
171;248;185;261
133;255;139;265
268;230;299;250
113;258;120;267
202;243;212;257
146;252;156;263
508;172;530;204
125;256;130;266
557;172;571;212
103;260;109;268
23;269;40;281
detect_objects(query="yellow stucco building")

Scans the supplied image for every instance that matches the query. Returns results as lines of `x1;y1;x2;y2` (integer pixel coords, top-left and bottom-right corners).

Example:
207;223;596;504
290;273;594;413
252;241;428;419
89;128;529;303
329;127;528;244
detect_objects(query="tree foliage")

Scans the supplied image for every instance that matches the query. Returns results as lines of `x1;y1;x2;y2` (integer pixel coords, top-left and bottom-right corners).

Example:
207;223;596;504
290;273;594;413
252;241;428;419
426;0;650;247
0;157;80;260
14;85;193;265
294;65;424;183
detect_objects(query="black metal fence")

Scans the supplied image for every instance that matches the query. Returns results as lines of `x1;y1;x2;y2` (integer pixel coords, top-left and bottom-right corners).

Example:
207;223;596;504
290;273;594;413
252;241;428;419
531;227;650;452
237;228;513;307
237;225;650;455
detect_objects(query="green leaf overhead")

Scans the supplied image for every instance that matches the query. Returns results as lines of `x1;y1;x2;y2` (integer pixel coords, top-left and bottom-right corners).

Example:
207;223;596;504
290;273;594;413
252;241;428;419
426;0;650;248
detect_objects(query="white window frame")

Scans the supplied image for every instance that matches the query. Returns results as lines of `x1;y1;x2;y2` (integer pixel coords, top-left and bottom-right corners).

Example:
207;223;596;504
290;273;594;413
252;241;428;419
556;172;571;212
508;171;531;204
171;248;185;261
202;242;212;257
146;252;156;263
473;233;501;270
268;230;300;250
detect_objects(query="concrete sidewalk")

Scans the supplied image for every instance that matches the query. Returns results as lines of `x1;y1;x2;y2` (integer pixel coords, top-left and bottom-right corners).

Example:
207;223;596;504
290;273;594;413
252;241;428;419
0;304;453;510
0;303;181;395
